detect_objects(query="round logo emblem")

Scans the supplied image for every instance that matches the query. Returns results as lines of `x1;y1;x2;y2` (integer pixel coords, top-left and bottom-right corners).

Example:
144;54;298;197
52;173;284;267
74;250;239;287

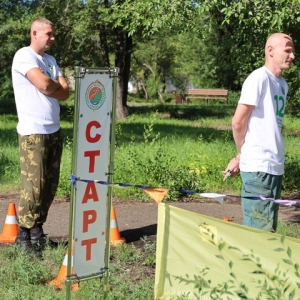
85;80;106;110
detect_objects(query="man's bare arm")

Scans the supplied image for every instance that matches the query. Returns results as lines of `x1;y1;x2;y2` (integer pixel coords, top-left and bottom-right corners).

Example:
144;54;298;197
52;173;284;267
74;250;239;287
232;103;255;154
47;76;69;100
26;67;61;95
222;103;254;180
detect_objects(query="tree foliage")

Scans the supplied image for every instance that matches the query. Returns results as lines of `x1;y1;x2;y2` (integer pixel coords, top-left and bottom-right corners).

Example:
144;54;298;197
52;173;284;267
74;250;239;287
199;0;300;113
2;0;300;115
109;0;197;36
0;0;199;118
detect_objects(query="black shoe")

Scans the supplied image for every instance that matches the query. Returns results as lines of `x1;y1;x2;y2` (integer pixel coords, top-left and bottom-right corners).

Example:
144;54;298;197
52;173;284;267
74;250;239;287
15;227;42;258
31;225;59;249
31;235;59;249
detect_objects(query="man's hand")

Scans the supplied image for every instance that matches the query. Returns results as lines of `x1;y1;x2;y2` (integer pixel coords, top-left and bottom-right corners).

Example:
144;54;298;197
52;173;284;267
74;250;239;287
47;76;69;100
222;155;240;181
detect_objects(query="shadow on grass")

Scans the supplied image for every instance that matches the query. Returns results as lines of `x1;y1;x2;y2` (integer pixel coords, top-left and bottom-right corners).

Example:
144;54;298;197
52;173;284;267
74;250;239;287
0;99;75;146
121;224;157;243
0;103;233;147
0;100;17;116
0;98;74;121
118;122;232;144
115;103;235;143
0;124;74;145
128;103;236;120
60;102;75;123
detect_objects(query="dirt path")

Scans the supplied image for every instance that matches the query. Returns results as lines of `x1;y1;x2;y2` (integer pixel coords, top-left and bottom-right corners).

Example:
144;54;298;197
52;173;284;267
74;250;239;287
0;191;299;243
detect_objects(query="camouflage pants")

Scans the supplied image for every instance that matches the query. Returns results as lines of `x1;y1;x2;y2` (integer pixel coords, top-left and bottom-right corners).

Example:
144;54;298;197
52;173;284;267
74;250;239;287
18;129;63;228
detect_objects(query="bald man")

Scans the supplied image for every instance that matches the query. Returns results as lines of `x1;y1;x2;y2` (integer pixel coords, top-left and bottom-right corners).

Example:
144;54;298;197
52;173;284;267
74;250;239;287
223;33;295;231
11;18;69;256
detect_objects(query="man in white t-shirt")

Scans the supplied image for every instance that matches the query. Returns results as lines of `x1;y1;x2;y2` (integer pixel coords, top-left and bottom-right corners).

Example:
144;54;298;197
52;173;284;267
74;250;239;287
11;18;69;256
223;33;295;231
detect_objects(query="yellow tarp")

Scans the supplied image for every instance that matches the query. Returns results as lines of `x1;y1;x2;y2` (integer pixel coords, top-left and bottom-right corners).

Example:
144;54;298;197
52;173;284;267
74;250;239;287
155;203;300;299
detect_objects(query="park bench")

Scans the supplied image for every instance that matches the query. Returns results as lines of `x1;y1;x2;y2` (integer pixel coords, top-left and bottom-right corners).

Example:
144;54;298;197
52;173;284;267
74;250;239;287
186;89;228;104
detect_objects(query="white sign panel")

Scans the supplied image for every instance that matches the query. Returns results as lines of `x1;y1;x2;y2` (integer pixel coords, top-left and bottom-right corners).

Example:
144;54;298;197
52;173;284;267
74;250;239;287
73;74;112;276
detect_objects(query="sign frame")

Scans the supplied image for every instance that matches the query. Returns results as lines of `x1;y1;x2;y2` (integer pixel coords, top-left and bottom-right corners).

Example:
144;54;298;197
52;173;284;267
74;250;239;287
66;66;119;299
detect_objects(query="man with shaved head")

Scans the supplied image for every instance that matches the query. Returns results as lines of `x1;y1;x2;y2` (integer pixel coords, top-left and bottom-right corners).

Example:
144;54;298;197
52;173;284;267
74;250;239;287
223;33;295;231
12;18;69;256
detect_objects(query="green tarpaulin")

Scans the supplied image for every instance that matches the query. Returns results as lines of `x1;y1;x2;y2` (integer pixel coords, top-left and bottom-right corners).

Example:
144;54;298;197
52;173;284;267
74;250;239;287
155;203;300;299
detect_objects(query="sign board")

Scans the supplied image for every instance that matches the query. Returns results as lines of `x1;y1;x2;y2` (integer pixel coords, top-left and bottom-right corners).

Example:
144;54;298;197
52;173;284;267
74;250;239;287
71;68;116;277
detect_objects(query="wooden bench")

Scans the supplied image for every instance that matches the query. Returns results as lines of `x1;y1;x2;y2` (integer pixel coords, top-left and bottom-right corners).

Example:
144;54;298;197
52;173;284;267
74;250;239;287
186;89;228;104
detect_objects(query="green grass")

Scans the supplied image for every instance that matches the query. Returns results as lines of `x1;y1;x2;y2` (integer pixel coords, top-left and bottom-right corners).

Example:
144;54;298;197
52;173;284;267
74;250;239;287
277;220;300;238
1;98;300;298
114;104;241;200
0;239;155;299
2;100;300;198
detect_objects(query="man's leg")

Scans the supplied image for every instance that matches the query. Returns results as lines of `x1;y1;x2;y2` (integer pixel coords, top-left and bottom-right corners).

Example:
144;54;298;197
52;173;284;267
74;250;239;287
16;133;46;257
241;171;282;232
31;129;63;247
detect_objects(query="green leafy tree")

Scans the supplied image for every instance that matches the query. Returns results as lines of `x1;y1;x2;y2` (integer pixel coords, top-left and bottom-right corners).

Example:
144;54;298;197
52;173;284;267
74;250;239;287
131;31;177;101
199;0;300;111
0;1;33;101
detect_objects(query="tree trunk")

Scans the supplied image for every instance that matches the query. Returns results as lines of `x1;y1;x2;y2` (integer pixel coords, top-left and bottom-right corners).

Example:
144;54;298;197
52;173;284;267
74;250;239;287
114;27;131;120
99;24;110;67
116;76;128;120
158;90;164;102
99;0;110;67
122;34;132;107
140;83;148;101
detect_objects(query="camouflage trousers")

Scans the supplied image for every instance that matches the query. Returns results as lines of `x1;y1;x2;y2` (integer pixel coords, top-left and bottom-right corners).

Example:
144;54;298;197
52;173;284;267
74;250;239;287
18;129;63;228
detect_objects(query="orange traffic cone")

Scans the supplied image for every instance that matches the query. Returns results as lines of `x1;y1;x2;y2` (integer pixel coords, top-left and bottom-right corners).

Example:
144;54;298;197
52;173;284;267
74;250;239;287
110;206;126;246
0;202;18;243
49;245;79;291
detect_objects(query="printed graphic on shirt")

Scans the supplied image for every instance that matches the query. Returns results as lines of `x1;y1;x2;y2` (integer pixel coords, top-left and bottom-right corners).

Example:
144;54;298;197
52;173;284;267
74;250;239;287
46;63;53;78
85;80;106;111
274;91;285;128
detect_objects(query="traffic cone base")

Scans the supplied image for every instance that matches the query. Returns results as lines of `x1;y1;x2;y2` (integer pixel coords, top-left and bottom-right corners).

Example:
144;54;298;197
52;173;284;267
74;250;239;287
110;236;126;247
0;202;18;243
49;248;79;291
110;207;126;246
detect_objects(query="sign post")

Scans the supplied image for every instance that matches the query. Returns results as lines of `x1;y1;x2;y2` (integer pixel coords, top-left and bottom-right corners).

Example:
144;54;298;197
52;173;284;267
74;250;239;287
66;66;118;299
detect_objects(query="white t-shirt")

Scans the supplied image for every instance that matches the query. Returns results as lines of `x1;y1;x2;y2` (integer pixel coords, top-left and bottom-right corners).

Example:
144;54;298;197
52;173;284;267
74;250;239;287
239;66;288;175
12;46;62;135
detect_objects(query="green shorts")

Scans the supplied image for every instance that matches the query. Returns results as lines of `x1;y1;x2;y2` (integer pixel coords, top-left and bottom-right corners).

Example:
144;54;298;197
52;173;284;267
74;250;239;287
240;171;282;232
